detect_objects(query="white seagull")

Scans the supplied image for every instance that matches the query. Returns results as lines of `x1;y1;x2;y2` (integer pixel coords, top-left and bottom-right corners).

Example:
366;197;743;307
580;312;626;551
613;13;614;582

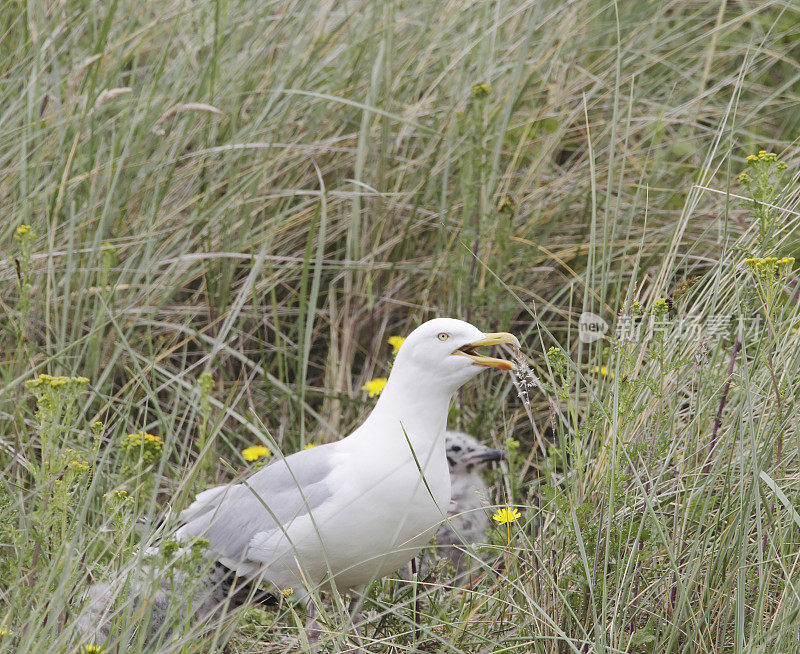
175;318;518;636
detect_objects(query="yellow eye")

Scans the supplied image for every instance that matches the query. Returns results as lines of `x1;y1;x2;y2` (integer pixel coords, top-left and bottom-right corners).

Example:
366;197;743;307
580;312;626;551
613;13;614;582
437;332;449;341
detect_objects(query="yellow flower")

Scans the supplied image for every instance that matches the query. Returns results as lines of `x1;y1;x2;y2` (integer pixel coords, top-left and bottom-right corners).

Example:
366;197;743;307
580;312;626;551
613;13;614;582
492;507;521;524
121;431;164;465
16;224;30;237
0;628;13;636
80;646;104;654
69;460;90;473
361;377;387;398
25;374;90;392
104;489;128;501
242;445;270;462
746;154;758;163
591;365;613;378
303;443;317;450
281;587;294;598
387;335;405;354
746;256;794;278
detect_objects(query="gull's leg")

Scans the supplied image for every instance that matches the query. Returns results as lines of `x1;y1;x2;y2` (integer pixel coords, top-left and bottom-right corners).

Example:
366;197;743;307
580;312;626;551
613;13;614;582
347;586;366;650
410;557;421;640
304;598;324;645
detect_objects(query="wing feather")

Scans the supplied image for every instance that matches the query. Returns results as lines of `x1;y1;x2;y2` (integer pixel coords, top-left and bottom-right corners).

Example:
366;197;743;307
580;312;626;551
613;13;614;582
176;444;335;569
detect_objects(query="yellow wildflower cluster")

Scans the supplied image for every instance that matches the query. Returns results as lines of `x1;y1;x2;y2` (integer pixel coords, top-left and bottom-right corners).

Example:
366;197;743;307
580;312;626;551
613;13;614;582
25;374;90;392
281;587;294;597
492;507;521;524
303;443;317;450
591;365;613;378
744;256;795;274
746;150;777;163
15;224;31;237
104;489;128;501
747;256;794;266
744;257;795;313
652;297;670;318
80;646;104;654
740;150;787;185
241;445;270;462
68;460;91;473
121;431;164;465
0;628;13;637
361;377;387;398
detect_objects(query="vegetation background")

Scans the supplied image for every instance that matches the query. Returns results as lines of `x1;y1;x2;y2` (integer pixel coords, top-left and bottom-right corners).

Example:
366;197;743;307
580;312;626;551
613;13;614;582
2;0;800;651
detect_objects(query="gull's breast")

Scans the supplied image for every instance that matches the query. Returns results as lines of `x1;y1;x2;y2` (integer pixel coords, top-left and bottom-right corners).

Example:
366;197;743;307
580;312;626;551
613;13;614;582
299;444;451;588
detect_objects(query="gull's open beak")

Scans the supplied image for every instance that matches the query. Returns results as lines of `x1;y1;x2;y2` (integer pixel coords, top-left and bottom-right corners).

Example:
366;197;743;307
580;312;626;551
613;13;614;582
453;332;519;370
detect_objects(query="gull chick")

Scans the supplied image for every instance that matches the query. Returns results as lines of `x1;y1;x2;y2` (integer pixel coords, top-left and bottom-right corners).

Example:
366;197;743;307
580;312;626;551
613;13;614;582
433;430;505;573
175;318;517;635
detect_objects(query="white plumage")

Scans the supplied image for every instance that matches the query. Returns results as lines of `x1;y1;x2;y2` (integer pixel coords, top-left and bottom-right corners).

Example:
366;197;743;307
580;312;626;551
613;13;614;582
79;318;517;643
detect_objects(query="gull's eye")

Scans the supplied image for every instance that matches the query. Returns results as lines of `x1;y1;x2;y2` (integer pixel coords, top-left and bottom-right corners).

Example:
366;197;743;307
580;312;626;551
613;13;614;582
451;445;461;452
437;332;449;341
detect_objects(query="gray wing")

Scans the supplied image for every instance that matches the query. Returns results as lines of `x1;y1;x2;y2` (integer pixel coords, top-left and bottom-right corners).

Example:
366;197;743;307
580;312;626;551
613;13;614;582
176;444;335;568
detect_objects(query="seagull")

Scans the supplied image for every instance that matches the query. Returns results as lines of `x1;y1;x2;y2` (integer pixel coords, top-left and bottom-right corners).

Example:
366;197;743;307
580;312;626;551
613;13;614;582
174;318;518;638
431;430;505;573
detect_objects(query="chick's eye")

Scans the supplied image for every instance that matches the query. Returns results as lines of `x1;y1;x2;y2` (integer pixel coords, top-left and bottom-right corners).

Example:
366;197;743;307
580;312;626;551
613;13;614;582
437;332;449;341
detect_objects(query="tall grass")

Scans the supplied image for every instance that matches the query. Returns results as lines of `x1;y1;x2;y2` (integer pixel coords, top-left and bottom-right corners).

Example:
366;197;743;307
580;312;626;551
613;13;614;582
2;0;800;651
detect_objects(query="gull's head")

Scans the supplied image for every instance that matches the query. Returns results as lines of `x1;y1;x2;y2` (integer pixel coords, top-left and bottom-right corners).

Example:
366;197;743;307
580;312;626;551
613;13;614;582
390;318;519;396
445;430;506;474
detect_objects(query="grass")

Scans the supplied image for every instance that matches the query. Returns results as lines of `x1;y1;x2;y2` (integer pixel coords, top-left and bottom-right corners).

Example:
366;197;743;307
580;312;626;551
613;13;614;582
2;0;800;651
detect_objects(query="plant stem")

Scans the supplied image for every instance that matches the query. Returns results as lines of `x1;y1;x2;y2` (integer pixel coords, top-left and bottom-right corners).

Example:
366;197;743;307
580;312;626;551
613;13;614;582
705;339;741;476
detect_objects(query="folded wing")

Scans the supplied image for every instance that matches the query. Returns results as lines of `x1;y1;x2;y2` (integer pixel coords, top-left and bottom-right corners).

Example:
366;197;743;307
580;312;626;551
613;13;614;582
176;445;335;574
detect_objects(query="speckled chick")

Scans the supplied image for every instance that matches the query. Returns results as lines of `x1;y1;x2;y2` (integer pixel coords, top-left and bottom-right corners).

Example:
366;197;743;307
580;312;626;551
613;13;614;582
433;430;505;573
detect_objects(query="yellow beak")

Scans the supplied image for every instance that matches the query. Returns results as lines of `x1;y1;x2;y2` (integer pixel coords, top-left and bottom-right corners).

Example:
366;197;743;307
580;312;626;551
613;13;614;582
452;332;519;370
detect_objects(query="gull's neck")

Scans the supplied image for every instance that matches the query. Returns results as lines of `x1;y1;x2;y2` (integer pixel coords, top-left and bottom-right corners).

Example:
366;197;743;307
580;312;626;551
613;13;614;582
362;366;452;453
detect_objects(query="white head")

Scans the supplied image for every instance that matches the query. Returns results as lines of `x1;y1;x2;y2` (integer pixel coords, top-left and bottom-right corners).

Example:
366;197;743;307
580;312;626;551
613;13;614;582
445;430;506;474
386;318;518;398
